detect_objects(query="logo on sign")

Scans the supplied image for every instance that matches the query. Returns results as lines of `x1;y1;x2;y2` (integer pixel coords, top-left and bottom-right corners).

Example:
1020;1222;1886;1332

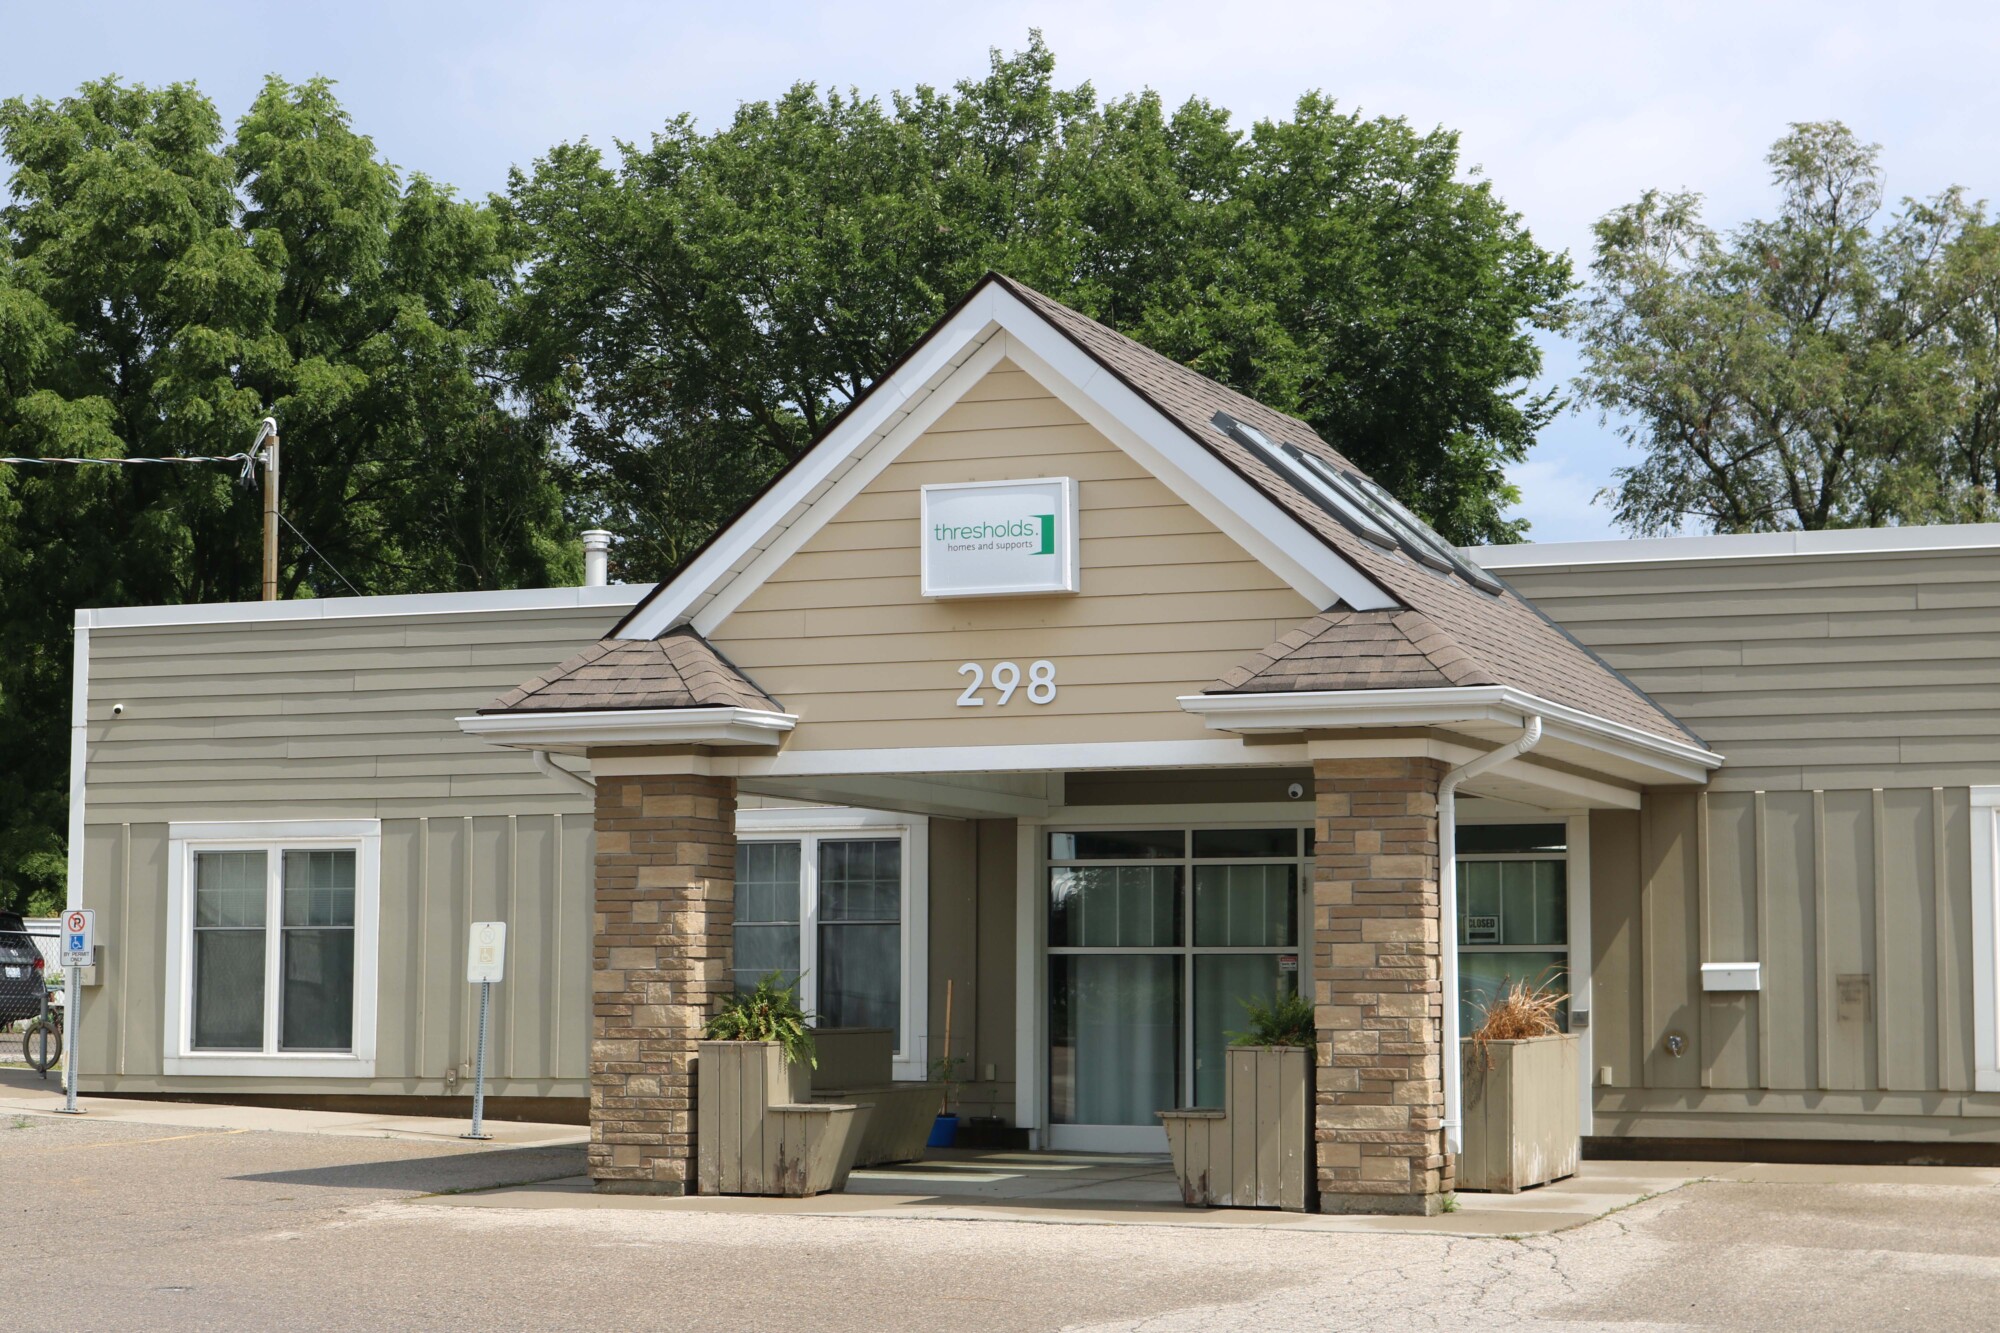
919;477;1078;598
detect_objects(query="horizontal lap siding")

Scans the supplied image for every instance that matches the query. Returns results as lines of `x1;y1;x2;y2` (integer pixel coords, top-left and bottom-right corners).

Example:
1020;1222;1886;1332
713;360;1317;751
1524;547;2000;1135
85;604;617;823
1504;549;2000;793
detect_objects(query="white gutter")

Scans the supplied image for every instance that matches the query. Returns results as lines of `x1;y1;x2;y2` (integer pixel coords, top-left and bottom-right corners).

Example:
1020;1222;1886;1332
531;749;597;799
457;705;798;755
1179;684;1720;783
65;615;90;911
1438;714;1542;1158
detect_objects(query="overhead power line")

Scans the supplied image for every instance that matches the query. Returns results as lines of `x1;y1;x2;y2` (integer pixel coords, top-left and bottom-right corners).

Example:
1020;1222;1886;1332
6;418;293;602
0;451;261;483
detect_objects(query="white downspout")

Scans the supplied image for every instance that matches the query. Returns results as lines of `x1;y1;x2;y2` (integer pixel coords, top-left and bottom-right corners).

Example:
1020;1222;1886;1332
532;749;597;799
1438;714;1543;1157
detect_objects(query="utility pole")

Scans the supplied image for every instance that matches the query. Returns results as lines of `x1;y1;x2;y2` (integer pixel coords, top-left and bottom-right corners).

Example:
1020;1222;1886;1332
259;418;280;601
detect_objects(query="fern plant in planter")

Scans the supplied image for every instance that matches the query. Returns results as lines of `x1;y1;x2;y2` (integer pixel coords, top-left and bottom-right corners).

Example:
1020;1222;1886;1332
1229;988;1316;1049
703;972;816;1068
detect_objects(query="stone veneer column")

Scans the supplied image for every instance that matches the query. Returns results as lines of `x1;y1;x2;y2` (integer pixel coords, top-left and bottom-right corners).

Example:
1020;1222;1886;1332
1311;756;1453;1214
589;770;736;1194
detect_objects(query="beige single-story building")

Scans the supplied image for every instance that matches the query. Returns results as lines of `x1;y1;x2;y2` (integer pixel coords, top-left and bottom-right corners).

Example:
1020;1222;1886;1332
64;274;2000;1213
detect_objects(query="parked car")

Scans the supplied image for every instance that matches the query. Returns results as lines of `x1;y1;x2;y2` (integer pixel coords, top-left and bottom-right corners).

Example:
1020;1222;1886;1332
0;912;48;1026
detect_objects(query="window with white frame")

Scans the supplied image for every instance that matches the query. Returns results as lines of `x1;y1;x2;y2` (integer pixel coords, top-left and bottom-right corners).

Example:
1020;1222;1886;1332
731;811;927;1078
165;821;380;1076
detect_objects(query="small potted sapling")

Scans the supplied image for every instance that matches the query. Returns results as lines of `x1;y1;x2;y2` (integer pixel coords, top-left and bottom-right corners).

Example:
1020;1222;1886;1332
1157;986;1316;1211
927;1051;966;1147
1457;971;1581;1193
697;973;873;1197
927;978;965;1149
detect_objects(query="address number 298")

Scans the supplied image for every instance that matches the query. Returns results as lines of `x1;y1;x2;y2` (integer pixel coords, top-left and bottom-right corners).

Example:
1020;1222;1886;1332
956;660;1057;707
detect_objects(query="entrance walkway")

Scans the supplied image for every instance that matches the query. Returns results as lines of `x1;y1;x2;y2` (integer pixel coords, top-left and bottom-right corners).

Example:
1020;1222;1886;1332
420;1147;1713;1234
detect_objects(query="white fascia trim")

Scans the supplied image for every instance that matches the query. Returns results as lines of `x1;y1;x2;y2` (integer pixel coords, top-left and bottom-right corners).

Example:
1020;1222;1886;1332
1180;686;1723;782
76;583;647;631
622;282;1392;641
736;805;923;833
1465;521;2000;572
987;308;1390;612
655;737;1309;778
456;707;797;752
1301;735;1641;810
688;334;1014;636
1972;788;2000;1093
65;624;89;911
623;288;1012;640
168;818;381;840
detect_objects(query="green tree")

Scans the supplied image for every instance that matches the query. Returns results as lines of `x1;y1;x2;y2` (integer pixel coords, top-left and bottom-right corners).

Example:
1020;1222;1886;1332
1576;121;2000;534
0;76;570;912
504;34;1573;577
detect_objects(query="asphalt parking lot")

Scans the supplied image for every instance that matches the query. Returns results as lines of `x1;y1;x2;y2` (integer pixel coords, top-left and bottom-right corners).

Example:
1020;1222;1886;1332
5;1102;2000;1331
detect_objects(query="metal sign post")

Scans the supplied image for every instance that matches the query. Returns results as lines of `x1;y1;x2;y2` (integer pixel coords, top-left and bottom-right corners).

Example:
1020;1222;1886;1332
58;909;93;1114
463;922;506;1141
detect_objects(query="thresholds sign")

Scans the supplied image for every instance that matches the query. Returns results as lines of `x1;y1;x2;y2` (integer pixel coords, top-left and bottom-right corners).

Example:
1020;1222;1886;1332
920;477;1079;598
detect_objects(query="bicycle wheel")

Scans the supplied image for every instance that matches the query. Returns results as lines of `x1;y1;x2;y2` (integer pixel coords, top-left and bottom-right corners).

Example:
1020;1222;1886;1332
21;1019;59;1076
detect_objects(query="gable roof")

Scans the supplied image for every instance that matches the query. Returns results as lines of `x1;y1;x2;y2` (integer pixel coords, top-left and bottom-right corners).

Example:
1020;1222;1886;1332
596;272;1699;749
994;276;1700;747
482;627;779;714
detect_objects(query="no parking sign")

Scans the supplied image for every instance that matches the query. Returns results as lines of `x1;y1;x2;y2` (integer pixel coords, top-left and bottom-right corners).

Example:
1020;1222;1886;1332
61;909;93;965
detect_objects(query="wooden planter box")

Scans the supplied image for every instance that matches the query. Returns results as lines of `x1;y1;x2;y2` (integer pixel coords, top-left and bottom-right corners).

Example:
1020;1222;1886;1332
1457;1034;1581;1193
695;1040;873;1197
1157;1046;1311;1212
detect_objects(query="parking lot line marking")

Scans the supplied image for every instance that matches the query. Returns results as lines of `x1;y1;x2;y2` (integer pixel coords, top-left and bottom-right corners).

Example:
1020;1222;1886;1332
34;1127;249;1154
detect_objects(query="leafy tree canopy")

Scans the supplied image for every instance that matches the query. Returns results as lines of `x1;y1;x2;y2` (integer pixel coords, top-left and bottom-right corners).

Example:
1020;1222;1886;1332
0;76;571;912
504;34;1573;577
1577;121;2000;534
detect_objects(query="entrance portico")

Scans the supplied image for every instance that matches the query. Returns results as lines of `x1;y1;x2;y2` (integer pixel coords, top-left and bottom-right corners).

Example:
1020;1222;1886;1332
461;273;1719;1210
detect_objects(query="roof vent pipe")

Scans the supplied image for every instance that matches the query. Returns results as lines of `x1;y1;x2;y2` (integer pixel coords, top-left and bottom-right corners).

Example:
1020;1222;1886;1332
1437;713;1543;1159
581;530;613;588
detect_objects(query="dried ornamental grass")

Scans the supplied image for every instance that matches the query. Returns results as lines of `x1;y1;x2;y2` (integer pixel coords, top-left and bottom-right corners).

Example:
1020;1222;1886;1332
1466;971;1567;1071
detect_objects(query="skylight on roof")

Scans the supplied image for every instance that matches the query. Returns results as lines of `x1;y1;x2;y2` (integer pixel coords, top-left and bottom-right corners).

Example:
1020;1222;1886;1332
1344;471;1506;595
1212;413;1396;549
1211;411;1504;596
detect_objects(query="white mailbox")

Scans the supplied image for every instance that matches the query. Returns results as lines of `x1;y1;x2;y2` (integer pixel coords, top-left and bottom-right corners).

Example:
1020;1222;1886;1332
1701;962;1762;992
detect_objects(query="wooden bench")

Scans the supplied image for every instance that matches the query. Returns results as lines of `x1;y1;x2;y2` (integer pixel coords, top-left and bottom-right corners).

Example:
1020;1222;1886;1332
810;1027;944;1167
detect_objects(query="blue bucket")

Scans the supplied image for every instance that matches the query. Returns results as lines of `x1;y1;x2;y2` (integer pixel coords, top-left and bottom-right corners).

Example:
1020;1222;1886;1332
927;1112;959;1148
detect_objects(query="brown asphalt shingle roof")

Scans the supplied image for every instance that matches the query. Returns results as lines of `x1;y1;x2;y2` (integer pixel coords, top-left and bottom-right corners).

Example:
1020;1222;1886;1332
483;627;780;714
1213;608;1498;694
991;275;1700;747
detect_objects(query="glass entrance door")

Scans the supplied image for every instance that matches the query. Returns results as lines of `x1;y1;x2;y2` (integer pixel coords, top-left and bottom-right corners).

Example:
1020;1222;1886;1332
1046;826;1308;1151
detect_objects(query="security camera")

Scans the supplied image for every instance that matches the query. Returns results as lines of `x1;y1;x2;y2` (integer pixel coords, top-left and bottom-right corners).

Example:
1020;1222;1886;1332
1286;781;1304;800
111;703;124;716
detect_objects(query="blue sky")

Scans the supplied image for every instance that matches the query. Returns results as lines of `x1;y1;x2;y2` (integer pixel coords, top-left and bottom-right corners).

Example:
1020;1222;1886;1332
8;1;1999;542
